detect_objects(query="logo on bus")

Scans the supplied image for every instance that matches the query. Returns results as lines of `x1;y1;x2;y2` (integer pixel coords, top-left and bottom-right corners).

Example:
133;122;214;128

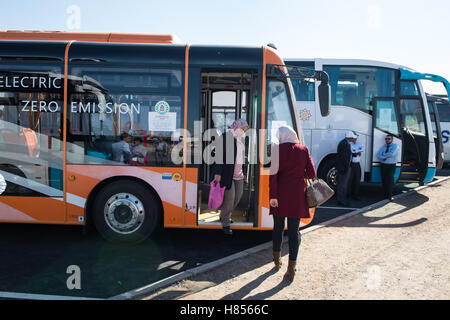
172;172;182;181
299;108;312;121
155;101;170;115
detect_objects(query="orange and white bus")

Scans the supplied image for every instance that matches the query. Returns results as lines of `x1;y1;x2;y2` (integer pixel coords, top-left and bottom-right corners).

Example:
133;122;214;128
0;31;330;242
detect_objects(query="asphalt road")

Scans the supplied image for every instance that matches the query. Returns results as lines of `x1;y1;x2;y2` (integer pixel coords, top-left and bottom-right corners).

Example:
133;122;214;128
1;167;448;299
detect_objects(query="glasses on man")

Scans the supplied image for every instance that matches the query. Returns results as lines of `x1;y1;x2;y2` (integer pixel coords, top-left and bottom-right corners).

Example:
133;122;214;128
385;138;392;141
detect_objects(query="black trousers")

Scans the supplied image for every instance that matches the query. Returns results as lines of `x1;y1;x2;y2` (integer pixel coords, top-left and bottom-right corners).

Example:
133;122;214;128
349;162;361;198
380;163;396;198
336;167;351;204
272;216;301;261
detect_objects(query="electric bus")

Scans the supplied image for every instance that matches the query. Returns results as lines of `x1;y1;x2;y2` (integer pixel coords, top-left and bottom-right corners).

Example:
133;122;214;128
0;31;330;243
285;58;450;188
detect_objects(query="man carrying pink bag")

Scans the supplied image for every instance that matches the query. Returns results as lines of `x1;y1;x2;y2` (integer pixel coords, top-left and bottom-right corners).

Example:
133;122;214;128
210;119;249;235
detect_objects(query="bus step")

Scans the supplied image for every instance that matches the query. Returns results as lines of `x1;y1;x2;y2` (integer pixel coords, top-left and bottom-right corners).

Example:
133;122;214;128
398;179;420;183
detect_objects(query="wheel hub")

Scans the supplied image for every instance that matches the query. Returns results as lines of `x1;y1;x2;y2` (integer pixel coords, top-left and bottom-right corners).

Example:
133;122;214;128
104;193;145;234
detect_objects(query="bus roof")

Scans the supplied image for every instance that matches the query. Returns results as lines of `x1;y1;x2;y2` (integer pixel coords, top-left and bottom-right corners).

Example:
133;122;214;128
0;40;267;68
0;30;182;44
284;58;409;71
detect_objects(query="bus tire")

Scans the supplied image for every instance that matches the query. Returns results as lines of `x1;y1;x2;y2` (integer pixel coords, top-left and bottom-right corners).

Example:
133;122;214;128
318;156;338;190
92;180;160;243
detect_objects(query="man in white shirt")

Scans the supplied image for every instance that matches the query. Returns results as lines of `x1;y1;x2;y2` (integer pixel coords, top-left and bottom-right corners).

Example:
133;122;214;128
349;131;364;201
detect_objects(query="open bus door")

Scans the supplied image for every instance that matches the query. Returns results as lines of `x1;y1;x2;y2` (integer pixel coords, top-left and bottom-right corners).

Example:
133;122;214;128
371;98;402;183
427;95;444;170
196;71;259;228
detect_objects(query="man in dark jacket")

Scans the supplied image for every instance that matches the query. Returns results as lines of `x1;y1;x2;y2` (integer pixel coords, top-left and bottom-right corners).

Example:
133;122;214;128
336;131;356;206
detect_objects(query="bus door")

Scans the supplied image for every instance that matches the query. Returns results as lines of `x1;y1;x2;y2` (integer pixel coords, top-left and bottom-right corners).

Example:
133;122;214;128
370;98;402;183
398;81;432;184
427;98;444;170
197;71;258;227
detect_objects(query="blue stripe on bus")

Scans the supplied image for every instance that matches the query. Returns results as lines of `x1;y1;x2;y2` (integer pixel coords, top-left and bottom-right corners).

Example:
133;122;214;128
423;168;436;183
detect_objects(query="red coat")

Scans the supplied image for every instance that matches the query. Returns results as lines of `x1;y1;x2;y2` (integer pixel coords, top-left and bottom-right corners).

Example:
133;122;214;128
269;143;316;218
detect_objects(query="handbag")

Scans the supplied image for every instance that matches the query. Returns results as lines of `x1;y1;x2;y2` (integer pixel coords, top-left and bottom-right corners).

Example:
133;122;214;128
208;180;226;210
305;175;335;208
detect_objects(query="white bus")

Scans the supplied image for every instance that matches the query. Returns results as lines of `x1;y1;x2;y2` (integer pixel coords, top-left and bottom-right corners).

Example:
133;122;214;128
284;59;450;187
428;95;450;165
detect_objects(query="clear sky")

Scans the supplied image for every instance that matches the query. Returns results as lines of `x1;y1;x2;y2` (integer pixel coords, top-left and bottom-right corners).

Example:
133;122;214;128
0;0;448;94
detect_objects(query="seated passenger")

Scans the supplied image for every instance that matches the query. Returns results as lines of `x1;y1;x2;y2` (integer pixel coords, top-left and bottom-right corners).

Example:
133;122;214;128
112;132;131;164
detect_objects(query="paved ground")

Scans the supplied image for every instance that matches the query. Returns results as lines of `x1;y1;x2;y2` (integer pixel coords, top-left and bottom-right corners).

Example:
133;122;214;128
1;168;448;299
143;177;450;300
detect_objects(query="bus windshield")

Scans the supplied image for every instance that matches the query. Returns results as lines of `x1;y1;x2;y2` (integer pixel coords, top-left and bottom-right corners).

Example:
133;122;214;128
266;79;295;144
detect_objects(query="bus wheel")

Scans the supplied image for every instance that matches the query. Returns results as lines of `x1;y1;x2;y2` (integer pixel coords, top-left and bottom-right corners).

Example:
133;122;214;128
318;157;338;190
92;180;160;243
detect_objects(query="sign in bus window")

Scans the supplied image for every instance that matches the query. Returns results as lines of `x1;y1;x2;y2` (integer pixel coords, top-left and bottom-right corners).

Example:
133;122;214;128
376;100;399;136
67;66;184;167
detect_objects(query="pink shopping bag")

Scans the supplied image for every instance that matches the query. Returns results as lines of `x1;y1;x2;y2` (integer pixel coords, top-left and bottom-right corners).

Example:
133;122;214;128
208;180;226;210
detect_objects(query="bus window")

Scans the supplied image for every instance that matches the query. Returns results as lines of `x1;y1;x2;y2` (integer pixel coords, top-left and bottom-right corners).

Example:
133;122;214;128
323;66;395;113
288;62;315;102
400;80;420;96
437;102;450;122
375;100;399;136
211;91;237;135
266;80;295;145
428;102;438;138
0;63;64;196
67;65;184;167
400;99;426;134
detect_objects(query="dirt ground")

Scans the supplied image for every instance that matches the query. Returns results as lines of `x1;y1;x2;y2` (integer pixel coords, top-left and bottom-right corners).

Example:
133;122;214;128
143;178;450;300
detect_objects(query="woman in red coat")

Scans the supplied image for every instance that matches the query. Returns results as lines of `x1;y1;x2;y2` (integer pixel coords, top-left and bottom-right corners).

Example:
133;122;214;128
269;125;316;281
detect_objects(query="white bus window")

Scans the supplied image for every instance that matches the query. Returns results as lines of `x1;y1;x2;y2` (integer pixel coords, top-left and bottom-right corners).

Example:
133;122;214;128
375;100;399;136
437;103;450;122
324;66;395;113
400;81;420;96
400;99;426;134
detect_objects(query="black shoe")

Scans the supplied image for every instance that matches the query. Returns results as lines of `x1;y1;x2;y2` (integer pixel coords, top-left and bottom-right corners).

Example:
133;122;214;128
388;197;394;201
222;226;233;235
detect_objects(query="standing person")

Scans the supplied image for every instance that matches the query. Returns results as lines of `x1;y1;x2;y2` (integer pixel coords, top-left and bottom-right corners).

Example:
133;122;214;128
377;134;399;201
213;119;249;235
131;137;148;164
349;132;364;201
269;125;316;282
335;131;355;206
155;137;168;164
112;132;131;164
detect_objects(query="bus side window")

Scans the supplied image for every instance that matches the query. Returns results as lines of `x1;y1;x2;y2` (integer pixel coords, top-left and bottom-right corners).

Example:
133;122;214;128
67;65;184;167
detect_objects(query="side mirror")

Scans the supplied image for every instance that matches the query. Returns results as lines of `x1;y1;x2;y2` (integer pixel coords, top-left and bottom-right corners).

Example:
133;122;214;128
318;81;330;117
